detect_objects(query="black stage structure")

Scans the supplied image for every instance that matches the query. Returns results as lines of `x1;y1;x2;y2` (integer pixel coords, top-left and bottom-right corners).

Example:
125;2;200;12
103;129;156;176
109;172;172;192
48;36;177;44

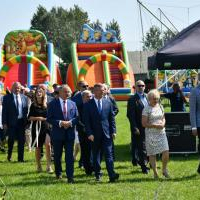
148;20;200;70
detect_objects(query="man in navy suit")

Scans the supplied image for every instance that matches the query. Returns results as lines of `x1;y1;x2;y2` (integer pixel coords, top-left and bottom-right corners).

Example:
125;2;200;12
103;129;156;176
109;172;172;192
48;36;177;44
71;80;89;168
83;83;119;182
2;82;28;162
47;84;78;183
127;80;149;174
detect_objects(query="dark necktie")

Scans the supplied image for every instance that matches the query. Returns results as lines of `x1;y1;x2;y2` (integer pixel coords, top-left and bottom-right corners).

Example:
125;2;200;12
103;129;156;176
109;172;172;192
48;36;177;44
63;100;67;120
97;100;101;114
16;95;19;117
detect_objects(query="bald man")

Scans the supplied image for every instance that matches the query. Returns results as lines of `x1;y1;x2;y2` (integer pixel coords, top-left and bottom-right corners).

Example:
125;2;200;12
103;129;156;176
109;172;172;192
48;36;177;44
127;80;149;174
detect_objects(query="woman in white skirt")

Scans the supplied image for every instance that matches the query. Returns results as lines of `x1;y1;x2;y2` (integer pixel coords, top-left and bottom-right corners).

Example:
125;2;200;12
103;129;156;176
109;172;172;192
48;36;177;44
142;89;169;179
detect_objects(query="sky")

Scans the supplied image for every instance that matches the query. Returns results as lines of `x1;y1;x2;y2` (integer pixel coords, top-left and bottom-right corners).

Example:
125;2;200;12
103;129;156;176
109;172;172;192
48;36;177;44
1;0;200;51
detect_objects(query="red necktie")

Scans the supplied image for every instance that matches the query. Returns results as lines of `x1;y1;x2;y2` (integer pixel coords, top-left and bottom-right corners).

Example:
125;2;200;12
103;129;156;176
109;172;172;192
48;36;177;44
63;100;67;120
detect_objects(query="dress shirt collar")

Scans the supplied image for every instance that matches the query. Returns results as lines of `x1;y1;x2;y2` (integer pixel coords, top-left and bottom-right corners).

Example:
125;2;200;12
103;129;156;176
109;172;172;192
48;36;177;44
136;92;145;98
13;93;20;98
94;97;102;103
59;97;67;104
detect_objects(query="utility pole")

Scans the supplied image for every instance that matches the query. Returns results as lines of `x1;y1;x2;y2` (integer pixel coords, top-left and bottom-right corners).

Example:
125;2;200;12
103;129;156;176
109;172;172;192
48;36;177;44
159;8;162;33
139;2;144;44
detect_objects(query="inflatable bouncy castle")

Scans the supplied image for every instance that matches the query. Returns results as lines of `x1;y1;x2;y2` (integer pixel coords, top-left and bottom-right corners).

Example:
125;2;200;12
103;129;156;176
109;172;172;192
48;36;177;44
66;24;135;100
0;30;62;89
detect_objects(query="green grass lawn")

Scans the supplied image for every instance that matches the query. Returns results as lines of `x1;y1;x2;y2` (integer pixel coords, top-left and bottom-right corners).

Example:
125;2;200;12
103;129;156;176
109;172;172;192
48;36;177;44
0;101;200;200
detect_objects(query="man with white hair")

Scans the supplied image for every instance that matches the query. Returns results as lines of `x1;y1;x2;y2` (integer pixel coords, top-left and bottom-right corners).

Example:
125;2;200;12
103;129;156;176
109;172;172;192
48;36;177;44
2;82;28;162
47;84;79;183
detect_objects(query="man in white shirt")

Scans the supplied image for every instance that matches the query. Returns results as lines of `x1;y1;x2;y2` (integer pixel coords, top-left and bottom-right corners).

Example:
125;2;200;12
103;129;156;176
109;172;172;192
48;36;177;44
83;83;119;182
47;84;79;183
2;82;28;162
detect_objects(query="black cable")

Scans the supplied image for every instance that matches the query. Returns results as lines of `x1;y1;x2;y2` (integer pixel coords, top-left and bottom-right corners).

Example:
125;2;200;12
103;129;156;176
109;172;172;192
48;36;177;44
137;0;176;35
158;8;179;32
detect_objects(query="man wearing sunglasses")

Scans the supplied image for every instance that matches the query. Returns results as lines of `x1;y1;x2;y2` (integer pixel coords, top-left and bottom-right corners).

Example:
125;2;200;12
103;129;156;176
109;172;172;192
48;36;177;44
127;80;149;174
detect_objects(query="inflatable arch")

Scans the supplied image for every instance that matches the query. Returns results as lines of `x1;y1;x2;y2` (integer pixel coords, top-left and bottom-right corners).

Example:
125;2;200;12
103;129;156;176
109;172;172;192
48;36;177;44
0;55;50;82
78;53;131;87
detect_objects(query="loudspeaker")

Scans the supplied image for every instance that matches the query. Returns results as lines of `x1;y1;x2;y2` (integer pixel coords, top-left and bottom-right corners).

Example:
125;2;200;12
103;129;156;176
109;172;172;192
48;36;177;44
165;112;197;153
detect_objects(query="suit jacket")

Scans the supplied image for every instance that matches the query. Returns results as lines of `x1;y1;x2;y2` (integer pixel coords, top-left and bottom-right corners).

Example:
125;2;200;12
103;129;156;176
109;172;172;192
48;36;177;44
47;98;79;141
190;85;200;128
127;93;147;134
106;94;119;116
83;98;116;141
2;93;28;127
71;92;83;112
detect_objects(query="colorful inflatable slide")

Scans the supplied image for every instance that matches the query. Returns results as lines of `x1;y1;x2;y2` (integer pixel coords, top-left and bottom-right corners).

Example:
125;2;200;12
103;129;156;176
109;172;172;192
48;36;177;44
0;30;62;89
67;24;134;100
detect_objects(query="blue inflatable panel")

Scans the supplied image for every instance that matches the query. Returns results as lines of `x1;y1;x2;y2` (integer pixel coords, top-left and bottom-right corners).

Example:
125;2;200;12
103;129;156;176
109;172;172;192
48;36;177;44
110;88;131;94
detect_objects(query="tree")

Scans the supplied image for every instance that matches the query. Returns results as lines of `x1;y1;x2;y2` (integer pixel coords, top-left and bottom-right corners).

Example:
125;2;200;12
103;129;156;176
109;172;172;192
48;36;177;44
106;19;122;41
163;29;177;44
30;5;123;81
90;19;103;31
143;25;177;51
30;5;89;64
30;5;89;81
143;25;162;51
30;5;51;32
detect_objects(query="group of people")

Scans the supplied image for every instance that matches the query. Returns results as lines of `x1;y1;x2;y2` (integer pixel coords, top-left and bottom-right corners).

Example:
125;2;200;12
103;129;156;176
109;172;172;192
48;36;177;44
127;80;169;179
1;77;200;183
127;78;200;179
0;81;119;183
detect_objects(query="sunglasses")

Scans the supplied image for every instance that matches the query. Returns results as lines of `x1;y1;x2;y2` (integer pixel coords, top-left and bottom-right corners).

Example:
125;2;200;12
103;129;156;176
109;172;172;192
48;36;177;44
137;85;145;87
82;85;89;88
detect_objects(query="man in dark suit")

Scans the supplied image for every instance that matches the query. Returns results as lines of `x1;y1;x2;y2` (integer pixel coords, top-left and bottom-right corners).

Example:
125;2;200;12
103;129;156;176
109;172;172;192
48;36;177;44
127;80;149;174
2;82;28;162
103;83;119;160
71;81;89;102
71;80;89;168
47;84;78;183
103;83;119;116
76;90;93;175
83;83;119;182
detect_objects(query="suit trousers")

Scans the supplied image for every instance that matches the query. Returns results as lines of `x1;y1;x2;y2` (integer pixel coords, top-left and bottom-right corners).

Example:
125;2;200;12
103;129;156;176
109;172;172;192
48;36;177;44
197;127;200;155
52;139;74;179
7;119;25;161
78;131;93;174
131;129;147;167
92;135;115;179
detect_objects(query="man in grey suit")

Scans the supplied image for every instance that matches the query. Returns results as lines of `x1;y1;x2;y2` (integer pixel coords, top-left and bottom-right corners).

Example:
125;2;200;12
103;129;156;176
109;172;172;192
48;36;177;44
190;75;200;173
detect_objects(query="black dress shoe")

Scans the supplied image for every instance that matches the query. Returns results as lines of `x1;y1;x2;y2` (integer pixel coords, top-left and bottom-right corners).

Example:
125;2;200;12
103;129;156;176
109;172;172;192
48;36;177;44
197;164;200;174
109;173;119;183
68;178;74;184
132;160;138;166
0;147;6;153
142;167;149;174
18;160;25;163
86;171;93;176
95;176;101;182
7;156;12;162
132;161;138;166
56;175;62;180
